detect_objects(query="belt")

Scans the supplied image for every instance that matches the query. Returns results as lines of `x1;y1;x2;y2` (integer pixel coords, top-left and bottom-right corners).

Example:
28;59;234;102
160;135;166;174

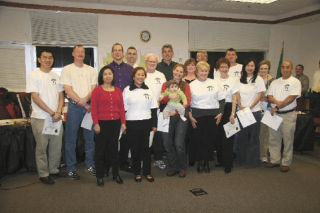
276;108;295;114
67;98;78;105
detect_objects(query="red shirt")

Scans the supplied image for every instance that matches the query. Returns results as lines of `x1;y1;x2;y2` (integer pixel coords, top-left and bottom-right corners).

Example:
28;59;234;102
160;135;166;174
91;86;126;125
160;81;191;114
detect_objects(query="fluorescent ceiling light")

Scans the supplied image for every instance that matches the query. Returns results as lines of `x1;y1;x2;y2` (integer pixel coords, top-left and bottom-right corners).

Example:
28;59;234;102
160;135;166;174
226;0;278;4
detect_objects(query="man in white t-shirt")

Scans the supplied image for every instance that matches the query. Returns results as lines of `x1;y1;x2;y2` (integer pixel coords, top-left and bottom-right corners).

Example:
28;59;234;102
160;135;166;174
125;46;139;68
266;61;301;172
214;48;243;79
60;45;97;179
144;53;167;170
26;50;64;184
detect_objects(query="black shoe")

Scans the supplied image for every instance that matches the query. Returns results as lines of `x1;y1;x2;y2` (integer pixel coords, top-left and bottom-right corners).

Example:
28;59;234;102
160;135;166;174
204;161;210;173
224;167;232;174
135;175;142;182
50;171;67;178
145;175;154;182
105;167;110;177
113;176;123;184
120;164;132;173
96;178;104;186
39;176;55;184
67;171;80;180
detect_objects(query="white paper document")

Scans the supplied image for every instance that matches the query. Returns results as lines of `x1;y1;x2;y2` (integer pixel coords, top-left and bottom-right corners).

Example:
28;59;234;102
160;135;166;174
157;112;169;133
42;118;62;136
81;112;93;130
223;118;241;138
149;131;154;148
236;107;256;128
261;110;283;131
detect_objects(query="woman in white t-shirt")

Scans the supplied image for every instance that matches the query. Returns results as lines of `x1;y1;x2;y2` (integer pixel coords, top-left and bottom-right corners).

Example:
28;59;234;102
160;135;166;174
215;57;239;174
189;61;224;173
123;67;158;182
237;59;266;168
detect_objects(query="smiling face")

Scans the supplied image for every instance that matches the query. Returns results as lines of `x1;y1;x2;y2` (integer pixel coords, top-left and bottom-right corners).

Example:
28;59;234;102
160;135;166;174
145;55;158;72
102;68;114;85
186;62;196;75
126;48;137;65
168;83;179;93
225;50;237;64
281;61;293;79
162;47;174;63
196;52;208;62
72;46;85;62
218;63;230;77
245;61;255;77
197;67;209;81
38;51;54;71
112;44;124;61
133;69;146;87
295;65;303;76
259;64;269;78
173;65;184;82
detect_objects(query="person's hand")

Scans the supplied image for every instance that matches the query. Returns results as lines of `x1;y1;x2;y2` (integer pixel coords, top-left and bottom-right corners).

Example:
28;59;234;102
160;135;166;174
215;113;223;125
77;98;88;107
93;124;100;134
190;116;197;128
270;107;278;116
169;110;176;116
84;104;91;112
168;93;179;101
229;114;235;124
152;127;157;132
239;106;245;110
121;124;127;133
183;104;188;108
52;112;62;122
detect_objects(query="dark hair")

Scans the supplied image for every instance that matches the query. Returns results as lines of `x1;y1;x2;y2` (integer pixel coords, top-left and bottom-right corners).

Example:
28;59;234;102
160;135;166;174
131;67;147;79
37;49;54;59
226;48;237;55
98;65;115;85
161;44;173;52
183;58;196;76
112;43;124;52
167;80;179;88
216;57;230;69
127;46;137;51
296;64;304;70
240;59;258;84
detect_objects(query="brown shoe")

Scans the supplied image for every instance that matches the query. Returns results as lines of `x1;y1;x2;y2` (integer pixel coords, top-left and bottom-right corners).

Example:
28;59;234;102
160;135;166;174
178;170;186;178
167;170;178;176
280;166;290;172
265;163;280;168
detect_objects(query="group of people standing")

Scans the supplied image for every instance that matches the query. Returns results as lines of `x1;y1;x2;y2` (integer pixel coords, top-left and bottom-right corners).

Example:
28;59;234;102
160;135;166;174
26;43;301;187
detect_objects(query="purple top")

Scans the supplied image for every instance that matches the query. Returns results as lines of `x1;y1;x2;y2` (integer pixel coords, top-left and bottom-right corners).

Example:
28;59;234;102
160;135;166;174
108;61;133;91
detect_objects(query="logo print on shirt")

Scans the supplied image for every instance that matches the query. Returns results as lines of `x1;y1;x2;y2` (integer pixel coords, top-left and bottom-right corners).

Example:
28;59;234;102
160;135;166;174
284;84;290;91
155;77;161;84
207;86;214;91
234;71;240;77
223;85;229;91
51;79;56;85
144;93;151;100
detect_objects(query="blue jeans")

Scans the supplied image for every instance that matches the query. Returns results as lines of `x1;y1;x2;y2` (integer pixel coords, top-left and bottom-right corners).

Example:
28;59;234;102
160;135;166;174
162;115;188;171
65;102;95;172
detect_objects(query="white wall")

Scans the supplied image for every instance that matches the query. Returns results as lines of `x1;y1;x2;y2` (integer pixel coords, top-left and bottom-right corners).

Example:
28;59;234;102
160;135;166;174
98;14;189;68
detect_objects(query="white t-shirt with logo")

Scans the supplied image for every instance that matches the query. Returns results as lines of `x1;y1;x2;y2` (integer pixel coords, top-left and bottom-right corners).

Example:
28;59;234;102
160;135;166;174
238;75;266;112
216;76;239;103
214;64;243;79
145;70;166;101
59;63;97;98
267;76;301;111
190;78;223;109
123;86;158;121
26;69;64;119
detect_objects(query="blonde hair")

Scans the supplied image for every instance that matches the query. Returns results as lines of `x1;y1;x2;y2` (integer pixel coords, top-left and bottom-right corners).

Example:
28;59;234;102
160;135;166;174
196;61;210;75
145;53;159;62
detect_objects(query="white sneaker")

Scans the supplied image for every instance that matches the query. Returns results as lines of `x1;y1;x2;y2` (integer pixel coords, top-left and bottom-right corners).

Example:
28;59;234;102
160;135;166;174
154;160;166;170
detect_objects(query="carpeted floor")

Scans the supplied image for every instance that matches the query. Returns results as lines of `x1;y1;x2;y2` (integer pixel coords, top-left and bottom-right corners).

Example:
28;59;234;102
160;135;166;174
1;154;320;213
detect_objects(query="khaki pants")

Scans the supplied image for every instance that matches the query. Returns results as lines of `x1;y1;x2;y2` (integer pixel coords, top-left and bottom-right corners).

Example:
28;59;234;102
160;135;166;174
268;111;296;166
31;118;63;177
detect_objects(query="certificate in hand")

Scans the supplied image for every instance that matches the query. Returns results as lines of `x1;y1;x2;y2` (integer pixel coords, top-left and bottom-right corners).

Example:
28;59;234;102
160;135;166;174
42;117;62;136
261;110;283;131
81;112;93;130
157;112;169;133
236;107;256;128
223;118;241;138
